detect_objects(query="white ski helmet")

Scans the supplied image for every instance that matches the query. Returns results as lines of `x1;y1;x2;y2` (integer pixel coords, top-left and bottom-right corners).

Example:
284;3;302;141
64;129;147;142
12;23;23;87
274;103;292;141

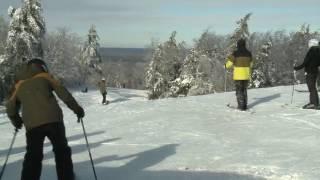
101;77;105;81
308;39;319;48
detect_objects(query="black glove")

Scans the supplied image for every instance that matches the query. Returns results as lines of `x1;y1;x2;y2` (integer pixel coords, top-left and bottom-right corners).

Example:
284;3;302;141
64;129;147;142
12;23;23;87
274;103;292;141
75;106;85;119
11;116;23;129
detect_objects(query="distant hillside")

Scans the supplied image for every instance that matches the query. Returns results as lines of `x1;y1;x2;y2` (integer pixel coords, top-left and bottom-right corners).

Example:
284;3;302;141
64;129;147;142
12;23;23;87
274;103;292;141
100;47;149;62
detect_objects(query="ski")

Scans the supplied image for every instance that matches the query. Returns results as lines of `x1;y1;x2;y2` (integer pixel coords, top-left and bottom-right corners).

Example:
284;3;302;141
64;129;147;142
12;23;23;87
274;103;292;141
294;89;320;93
294;89;309;93
281;103;320;110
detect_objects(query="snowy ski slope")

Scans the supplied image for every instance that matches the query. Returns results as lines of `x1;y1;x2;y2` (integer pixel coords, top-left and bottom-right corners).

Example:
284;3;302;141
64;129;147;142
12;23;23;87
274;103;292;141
0;85;320;180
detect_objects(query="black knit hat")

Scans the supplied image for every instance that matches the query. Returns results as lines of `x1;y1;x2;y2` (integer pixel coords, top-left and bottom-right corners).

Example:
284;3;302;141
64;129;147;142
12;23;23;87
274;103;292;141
27;58;48;72
237;38;246;48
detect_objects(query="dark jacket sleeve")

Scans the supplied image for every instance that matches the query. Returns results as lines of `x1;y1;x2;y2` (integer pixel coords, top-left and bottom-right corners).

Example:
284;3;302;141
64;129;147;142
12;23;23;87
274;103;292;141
6;96;23;128
295;48;313;70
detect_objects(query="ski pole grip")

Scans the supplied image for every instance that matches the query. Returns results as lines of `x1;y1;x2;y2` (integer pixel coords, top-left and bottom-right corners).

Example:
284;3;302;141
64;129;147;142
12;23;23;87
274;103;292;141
77;118;81;123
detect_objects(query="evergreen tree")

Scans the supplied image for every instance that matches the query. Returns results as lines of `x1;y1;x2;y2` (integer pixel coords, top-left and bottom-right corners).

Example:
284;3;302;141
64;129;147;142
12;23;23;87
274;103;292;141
193;30;225;93
6;0;45;60
81;25;101;67
251;40;273;87
170;30;226;97
0;0;46;102
145;31;184;99
145;45;166;99
226;13;252;54
170;48;215;96
80;25;102;88
0;16;8;56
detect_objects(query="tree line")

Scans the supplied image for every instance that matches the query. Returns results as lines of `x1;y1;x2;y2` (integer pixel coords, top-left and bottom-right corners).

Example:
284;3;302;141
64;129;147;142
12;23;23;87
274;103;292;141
1;11;320;102
145;14;320;99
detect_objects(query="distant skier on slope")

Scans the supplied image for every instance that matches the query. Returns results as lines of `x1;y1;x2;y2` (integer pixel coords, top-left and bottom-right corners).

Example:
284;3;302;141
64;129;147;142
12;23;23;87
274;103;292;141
6;58;84;180
294;39;320;109
225;39;253;111
97;77;108;104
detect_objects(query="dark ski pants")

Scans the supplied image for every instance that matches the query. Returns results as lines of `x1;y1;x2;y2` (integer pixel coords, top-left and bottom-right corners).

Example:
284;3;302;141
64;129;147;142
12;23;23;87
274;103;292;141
306;72;319;106
102;92;107;104
235;80;248;110
21;122;74;180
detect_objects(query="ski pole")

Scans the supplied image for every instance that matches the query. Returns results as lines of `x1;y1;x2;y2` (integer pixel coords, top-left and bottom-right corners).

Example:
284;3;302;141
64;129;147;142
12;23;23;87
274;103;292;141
224;67;227;92
291;63;297;104
0;128;18;180
291;81;295;104
79;118;98;180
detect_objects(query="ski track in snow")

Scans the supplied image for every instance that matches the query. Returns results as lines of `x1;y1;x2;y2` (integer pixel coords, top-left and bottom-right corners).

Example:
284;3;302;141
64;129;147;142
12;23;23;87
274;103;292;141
1;84;320;180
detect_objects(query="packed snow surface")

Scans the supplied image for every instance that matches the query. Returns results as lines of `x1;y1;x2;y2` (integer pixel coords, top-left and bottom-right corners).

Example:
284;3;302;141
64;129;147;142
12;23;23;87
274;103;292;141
0;85;320;180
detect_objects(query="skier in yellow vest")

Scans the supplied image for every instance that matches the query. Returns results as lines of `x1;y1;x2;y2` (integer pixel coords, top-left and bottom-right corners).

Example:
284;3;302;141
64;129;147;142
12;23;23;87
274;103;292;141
225;39;253;111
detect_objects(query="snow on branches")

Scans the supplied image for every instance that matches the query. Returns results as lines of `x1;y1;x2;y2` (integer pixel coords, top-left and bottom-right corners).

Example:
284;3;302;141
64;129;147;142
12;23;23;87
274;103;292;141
146;30;225;99
79;25;103;88
251;40;274;88
0;0;46;102
145;31;185;99
81;25;101;68
172;48;216;97
227;13;252;54
6;0;45;61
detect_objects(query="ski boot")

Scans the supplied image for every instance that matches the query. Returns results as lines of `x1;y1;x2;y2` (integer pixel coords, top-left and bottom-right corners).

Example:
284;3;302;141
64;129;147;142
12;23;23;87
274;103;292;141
302;103;317;109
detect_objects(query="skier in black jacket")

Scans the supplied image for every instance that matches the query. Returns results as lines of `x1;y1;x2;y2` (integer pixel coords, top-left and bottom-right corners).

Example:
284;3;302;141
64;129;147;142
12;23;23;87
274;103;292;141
294;39;320;109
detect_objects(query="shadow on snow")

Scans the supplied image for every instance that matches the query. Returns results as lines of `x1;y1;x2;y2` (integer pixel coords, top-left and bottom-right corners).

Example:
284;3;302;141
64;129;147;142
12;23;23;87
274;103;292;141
0;130;106;158
1;131;266;180
248;93;281;109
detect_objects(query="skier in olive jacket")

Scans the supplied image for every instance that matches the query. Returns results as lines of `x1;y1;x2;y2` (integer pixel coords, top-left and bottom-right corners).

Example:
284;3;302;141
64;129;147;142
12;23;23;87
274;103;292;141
294;39;320;109
225;39;253;111
6;58;84;180
97;77;108;104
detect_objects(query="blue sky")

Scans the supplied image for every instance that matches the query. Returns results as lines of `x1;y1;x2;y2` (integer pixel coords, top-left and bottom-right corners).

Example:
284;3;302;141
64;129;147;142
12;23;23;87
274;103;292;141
1;0;320;48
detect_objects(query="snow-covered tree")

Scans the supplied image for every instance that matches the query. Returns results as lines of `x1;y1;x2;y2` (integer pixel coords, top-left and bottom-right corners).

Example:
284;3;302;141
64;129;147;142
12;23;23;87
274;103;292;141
0;0;46;102
170;30;226;97
145;31;184;99
193;30;226;92
6;0;45;60
44;28;83;87
251;40;274;88
226;13;252;54
170;48;215;97
81;25;101;67
80;25;103;88
145;45;166;99
0;16;8;56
